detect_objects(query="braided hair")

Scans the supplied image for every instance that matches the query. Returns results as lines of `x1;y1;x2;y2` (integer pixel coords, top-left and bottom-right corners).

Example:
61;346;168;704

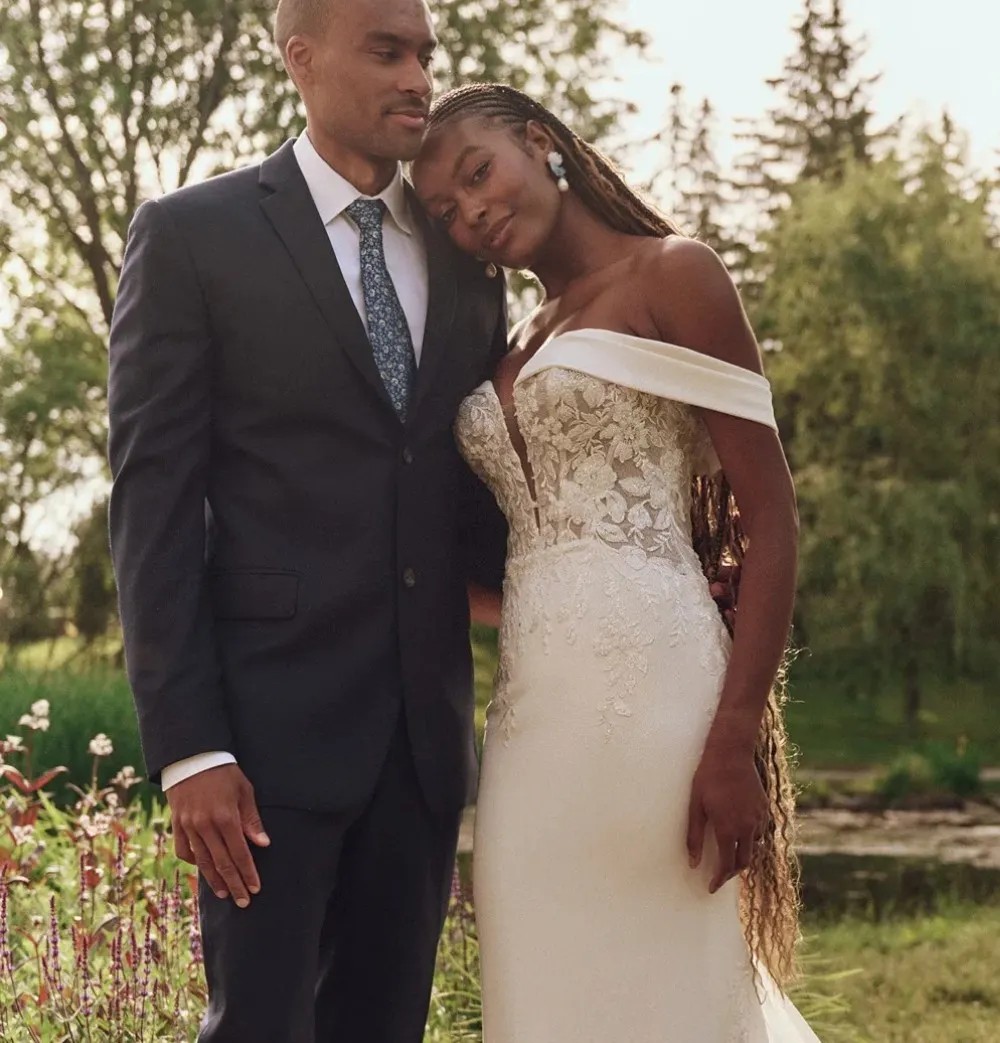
427;83;801;986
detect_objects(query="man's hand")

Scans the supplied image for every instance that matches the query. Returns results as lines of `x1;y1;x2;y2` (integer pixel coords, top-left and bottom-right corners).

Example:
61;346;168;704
166;764;270;908
686;745;768;894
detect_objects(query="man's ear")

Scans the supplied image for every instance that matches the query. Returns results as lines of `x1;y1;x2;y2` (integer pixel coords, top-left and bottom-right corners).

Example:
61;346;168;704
284;34;314;88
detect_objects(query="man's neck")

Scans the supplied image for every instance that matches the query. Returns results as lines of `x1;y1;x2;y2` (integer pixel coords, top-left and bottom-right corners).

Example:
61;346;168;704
305;125;398;197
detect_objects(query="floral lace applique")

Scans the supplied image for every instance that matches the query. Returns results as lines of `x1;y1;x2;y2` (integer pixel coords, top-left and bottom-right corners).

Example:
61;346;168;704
455;367;726;741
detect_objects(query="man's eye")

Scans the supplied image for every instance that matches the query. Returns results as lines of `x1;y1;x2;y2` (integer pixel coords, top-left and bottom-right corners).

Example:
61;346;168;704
439;209;455;227
471;162;490;184
420;53;436;69
374;50;399;62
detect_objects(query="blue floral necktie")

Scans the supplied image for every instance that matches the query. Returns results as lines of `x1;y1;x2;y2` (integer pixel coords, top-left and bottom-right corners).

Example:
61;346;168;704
345;198;416;421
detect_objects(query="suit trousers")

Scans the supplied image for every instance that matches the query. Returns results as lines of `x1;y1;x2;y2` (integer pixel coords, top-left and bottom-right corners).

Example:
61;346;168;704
196;709;462;1042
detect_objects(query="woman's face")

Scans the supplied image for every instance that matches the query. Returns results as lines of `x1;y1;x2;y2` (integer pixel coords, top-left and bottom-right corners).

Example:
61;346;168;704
412;117;564;270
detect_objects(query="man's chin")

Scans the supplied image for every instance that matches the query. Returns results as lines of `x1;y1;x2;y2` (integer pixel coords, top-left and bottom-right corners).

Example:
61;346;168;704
381;124;429;162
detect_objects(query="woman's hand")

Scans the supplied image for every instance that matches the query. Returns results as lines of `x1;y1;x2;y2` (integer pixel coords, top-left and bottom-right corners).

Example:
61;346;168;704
686;743;768;894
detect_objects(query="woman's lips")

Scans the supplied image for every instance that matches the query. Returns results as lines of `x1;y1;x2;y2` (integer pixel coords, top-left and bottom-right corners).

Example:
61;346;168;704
484;214;514;254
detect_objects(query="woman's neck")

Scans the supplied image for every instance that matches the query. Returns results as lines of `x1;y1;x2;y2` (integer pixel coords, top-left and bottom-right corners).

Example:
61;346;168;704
529;195;635;300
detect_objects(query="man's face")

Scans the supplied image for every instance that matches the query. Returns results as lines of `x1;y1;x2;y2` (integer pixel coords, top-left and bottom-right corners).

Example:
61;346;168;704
294;0;438;163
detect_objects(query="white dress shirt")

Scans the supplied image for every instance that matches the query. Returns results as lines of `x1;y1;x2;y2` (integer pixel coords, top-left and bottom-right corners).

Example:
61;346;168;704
160;135;430;791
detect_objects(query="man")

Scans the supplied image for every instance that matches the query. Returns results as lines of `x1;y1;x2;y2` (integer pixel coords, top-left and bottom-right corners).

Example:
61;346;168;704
108;0;507;1038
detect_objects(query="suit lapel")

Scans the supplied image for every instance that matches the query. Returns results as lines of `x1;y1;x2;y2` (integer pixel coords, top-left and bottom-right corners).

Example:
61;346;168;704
409;184;458;421
258;141;395;415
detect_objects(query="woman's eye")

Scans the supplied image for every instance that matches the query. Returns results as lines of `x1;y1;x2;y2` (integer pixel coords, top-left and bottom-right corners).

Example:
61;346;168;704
471;161;490;184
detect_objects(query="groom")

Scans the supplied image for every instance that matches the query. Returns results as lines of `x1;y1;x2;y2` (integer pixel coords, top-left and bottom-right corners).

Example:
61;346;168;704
108;0;507;1039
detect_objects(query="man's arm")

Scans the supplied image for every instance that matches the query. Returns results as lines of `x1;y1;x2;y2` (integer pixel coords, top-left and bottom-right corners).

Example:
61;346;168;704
458;276;510;595
109;198;234;776
109;199;267;907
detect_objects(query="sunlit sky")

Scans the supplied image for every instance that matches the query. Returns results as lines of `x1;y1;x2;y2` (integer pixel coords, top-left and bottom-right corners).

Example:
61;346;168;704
616;0;998;177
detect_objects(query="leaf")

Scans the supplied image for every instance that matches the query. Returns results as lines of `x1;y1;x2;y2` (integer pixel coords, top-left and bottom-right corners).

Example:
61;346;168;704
28;766;69;793
0;766;30;792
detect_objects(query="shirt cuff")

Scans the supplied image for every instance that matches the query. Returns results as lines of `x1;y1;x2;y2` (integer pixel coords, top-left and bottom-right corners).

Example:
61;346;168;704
161;751;237;791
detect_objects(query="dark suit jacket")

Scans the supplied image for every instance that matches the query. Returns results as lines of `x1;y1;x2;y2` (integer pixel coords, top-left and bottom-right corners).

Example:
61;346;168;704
108;139;508;818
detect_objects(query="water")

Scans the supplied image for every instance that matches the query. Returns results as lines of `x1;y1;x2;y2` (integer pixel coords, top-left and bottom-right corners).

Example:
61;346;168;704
799;852;1000;921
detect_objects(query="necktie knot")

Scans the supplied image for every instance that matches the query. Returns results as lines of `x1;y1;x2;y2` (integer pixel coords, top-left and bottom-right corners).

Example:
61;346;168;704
345;198;387;234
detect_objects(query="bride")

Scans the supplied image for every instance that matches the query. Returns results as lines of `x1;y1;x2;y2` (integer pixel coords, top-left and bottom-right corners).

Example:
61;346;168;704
413;83;818;1042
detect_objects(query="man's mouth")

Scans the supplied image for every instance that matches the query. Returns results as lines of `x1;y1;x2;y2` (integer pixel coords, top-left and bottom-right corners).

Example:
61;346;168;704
387;109;428;130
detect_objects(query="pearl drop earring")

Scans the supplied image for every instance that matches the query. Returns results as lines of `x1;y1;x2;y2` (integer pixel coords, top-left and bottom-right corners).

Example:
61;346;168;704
547;151;570;193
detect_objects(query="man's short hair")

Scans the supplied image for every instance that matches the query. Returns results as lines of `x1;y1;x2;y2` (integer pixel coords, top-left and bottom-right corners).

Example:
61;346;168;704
273;0;336;58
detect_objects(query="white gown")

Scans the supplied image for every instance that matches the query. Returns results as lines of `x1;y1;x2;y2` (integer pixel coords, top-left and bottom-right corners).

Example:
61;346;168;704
455;330;819;1043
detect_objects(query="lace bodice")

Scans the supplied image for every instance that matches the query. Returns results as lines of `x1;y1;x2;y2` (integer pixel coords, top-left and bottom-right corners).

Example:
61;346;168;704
455;329;776;569
458;370;712;569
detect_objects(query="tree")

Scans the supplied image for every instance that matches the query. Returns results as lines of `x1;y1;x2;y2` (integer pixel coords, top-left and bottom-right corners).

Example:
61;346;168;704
755;131;1000;725
659;89;740;263
72;499;117;643
733;0;890;217
0;0;647;616
0;0;647;334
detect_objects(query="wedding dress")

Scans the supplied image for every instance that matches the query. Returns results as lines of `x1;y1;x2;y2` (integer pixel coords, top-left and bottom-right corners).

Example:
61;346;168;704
455;330;819;1042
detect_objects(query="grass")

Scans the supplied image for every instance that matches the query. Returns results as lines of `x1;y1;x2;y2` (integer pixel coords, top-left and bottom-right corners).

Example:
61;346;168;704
799;904;1000;1042
783;668;999;768
0;667;142;796
3;661;1000;1041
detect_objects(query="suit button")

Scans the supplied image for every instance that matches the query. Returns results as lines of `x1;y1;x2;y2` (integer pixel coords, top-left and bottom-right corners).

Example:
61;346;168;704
402;446;414;465
402;567;417;589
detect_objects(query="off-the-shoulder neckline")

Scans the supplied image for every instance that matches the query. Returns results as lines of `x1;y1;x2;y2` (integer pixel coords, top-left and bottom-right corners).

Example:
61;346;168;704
512;328;770;388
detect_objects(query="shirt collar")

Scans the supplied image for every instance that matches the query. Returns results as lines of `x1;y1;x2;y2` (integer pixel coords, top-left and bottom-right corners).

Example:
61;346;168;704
293;132;416;237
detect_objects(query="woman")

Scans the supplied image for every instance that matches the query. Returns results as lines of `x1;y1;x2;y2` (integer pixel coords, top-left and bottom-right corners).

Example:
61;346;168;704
413;83;817;1042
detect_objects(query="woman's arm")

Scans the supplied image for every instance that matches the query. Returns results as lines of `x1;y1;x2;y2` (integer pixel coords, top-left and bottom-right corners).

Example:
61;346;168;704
645;237;799;893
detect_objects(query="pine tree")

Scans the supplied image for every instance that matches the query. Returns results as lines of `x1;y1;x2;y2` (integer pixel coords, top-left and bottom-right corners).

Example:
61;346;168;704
733;0;891;209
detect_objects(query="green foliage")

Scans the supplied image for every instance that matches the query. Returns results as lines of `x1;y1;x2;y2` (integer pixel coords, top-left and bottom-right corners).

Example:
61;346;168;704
876;753;938;803
876;743;983;803
434;0;648;143
71;500;118;642
756;134;1000;715
924;742;983;799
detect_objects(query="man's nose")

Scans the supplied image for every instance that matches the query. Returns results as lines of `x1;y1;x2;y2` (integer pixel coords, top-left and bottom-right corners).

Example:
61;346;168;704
400;56;433;99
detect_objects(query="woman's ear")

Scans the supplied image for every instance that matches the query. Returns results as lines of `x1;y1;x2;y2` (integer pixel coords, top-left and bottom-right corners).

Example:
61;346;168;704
524;119;556;158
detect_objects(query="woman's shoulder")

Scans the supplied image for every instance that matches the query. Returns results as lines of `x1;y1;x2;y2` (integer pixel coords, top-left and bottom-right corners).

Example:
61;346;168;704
635;236;735;305
632;236;763;376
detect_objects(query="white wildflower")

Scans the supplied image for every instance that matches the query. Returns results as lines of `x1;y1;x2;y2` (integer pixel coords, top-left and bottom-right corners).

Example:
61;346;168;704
111;765;141;789
78;812;114;839
30;700;50;719
18;712;50;732
2;735;25;754
10;824;35;847
88;733;114;758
